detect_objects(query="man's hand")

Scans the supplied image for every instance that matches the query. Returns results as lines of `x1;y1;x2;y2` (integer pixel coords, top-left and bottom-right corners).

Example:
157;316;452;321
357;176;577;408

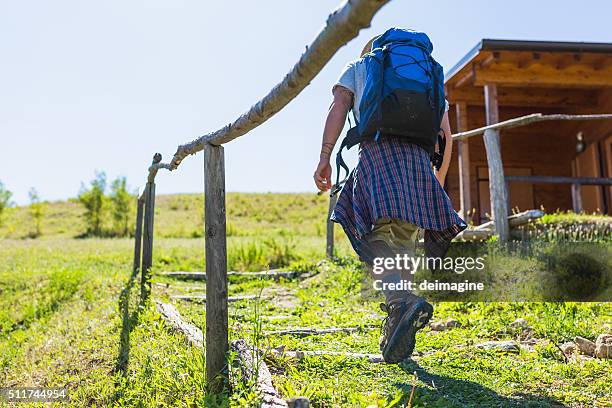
315;86;352;192
314;159;332;191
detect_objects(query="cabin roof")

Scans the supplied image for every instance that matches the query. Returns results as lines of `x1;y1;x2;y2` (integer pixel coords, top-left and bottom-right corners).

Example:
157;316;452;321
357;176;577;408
446;39;612;82
444;39;612;108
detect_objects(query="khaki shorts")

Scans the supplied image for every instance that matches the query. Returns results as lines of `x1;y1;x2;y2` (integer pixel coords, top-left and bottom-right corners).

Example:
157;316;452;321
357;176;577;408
365;217;419;253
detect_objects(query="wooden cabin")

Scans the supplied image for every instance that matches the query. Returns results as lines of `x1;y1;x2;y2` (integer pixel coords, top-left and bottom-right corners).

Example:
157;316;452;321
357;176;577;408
444;40;612;223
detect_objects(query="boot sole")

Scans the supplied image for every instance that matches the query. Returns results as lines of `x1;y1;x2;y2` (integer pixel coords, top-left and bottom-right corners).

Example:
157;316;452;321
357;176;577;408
382;299;433;364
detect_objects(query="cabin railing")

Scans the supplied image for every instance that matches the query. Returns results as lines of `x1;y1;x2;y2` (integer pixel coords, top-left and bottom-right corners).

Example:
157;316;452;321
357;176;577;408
505;175;612;213
451;113;612;240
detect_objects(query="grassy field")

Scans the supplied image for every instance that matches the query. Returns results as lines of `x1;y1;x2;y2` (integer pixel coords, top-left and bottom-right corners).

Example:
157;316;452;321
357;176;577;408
1;193;611;407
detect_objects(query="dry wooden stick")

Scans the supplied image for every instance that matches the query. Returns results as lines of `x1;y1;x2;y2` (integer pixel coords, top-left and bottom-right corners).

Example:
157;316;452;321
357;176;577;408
270;348;385;364
146;0;391;180
407;371;418;407
171;294;266;303
231;339;291;408
155;302;203;347
160;270;300;281
264;326;376;337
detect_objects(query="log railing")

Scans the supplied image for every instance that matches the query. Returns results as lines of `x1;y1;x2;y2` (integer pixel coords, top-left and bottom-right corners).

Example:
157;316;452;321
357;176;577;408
131;0;391;394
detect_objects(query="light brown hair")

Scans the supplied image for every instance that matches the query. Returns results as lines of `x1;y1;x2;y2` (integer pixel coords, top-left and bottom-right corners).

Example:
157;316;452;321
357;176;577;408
360;35;380;58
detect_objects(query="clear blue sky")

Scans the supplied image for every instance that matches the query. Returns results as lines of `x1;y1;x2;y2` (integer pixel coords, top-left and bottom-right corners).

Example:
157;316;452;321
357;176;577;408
2;0;611;204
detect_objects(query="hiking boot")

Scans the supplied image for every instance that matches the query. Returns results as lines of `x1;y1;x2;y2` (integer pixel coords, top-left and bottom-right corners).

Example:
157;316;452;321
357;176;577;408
379;297;433;363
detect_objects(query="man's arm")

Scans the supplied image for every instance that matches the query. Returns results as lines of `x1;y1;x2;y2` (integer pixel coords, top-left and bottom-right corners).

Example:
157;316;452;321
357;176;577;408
314;86;353;191
435;111;453;186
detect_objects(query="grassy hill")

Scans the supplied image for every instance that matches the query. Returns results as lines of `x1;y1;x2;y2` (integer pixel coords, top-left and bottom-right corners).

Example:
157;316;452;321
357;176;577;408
1;193;611;407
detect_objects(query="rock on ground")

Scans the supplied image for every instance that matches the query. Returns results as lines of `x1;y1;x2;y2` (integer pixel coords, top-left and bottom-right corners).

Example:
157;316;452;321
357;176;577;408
560;342;576;355
595;334;612;359
510;318;530;329
575;336;596;356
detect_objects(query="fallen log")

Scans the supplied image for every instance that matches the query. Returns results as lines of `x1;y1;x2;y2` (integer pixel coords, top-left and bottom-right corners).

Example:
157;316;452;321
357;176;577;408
264;326;376;337
474;209;544;231
454;209;544;241
454;229;492;241
270;347;385;364
155;302;203;347
231;339;291;408
160;270;300;281
171;294;265;303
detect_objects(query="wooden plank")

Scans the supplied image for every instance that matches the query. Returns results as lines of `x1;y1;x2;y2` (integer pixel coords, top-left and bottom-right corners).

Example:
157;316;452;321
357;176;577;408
132;196;144;274
141;182;156;300
483;83;509;242
474;62;612;88
505;176;612;185
447;87;598;108
455;102;472;222
203;144;228;393
155;302;203;347
326;193;338;258
231;339;290;408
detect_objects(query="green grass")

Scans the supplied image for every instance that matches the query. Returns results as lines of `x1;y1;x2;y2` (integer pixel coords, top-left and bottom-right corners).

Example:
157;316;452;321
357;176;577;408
1;194;611;407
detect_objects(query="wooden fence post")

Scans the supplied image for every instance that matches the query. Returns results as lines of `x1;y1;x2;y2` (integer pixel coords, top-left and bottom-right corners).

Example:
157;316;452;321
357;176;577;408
141;182;156;300
326;193;338;259
133;196;144;274
483;83;509;242
204;144;228;393
141;153;161;301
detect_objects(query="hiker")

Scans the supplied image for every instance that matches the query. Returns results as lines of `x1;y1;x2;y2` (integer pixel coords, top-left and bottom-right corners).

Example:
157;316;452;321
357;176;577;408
313;28;466;363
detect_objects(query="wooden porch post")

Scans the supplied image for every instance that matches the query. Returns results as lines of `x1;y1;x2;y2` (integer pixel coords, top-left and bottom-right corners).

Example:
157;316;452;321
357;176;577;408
571;183;583;213
204;144;228;393
326;193;338;258
456;101;472;222
483;83;509;242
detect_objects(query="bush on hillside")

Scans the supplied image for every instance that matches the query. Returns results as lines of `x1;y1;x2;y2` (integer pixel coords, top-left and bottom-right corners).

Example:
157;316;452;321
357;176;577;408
28;188;47;238
0;181;12;227
78;172;107;237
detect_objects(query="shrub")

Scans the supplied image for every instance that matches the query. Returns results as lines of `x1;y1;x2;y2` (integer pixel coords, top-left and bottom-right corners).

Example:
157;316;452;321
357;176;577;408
0;181;13;227
78;172;107;236
28;188;47;238
109;177;133;237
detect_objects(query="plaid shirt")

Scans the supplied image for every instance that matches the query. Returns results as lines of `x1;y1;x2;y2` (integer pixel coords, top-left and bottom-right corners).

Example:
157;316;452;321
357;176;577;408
331;136;466;262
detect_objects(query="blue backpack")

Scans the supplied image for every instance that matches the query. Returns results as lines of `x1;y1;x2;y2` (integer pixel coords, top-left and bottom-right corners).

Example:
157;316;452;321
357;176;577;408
333;28;446;193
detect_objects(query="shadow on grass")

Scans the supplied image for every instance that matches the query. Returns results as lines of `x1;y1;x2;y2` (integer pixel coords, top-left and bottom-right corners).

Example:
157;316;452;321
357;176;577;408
397;360;567;407
113;268;142;377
